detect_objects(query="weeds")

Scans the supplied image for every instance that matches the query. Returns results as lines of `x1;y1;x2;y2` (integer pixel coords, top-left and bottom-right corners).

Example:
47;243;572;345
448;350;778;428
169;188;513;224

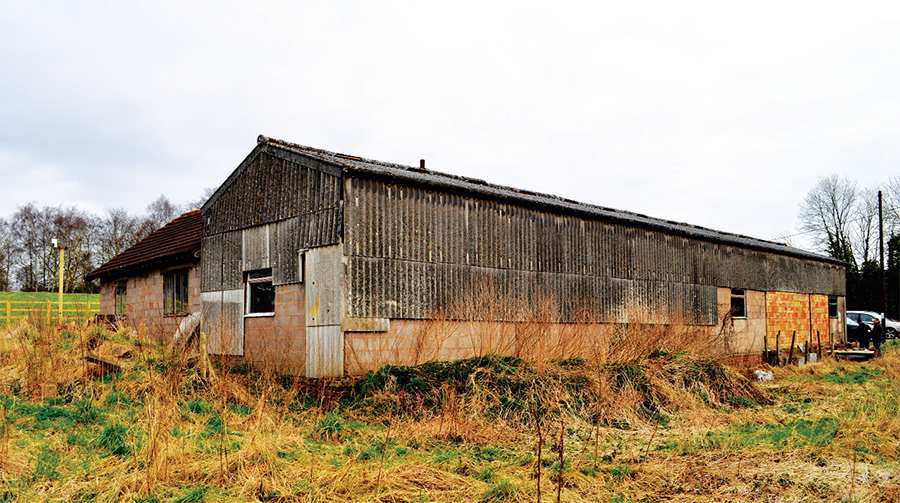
0;318;897;502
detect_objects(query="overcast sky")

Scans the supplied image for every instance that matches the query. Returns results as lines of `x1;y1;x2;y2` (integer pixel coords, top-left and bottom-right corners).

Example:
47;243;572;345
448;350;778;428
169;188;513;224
1;1;898;252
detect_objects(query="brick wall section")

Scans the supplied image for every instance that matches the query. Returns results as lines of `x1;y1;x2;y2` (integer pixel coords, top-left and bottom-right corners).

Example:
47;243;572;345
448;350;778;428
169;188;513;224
243;283;306;374
97;264;200;343
765;292;830;349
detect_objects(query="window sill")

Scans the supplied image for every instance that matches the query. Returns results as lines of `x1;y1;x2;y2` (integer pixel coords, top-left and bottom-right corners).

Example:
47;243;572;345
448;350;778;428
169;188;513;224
244;312;275;318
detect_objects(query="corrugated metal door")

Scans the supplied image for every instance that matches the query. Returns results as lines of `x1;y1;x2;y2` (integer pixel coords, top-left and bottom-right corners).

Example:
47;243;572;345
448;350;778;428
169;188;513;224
305;244;344;378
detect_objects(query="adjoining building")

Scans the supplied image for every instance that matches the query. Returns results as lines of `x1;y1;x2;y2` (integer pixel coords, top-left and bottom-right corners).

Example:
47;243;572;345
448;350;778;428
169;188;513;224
197;136;847;377
85;210;201;340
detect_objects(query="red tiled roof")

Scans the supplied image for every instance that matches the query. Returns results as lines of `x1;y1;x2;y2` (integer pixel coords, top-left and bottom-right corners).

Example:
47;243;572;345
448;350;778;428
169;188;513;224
85;210;202;282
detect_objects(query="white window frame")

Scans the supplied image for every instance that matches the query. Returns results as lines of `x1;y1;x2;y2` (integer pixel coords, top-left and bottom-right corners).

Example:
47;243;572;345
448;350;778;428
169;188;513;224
244;269;275;318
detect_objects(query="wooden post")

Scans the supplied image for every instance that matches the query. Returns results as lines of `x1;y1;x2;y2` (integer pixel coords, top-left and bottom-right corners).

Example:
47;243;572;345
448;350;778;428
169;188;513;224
830;325;835;357
763;333;768;364
5;300;9;325
788;330;797;366
775;331;781;366
46;300;51;325
817;330;821;357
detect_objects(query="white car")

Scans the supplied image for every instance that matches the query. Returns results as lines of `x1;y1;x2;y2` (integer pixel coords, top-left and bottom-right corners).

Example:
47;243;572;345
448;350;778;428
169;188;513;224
847;311;899;339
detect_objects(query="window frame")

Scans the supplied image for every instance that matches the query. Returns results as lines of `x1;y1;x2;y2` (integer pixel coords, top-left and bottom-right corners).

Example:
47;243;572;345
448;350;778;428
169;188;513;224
827;295;838;319
164;268;190;316
114;282;127;319
244;268;275;317
730;288;747;319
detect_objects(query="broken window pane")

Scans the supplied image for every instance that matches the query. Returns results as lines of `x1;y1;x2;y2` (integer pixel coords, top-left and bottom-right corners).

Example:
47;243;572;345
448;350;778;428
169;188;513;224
246;269;275;314
164;269;189;316
730;288;746;318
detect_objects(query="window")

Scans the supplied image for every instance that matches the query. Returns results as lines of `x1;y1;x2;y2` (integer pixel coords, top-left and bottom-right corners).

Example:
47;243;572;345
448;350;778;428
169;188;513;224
828;296;838;318
730;289;746;318
164;269;189;316
245;269;275;315
114;283;127;319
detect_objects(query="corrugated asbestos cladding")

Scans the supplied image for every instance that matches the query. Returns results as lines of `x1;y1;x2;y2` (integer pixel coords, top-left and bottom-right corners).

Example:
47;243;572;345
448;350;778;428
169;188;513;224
200;136;846;328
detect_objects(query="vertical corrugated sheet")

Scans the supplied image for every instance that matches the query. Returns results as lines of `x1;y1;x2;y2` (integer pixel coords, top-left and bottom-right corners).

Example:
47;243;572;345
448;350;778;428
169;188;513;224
305;326;343;378
305;244;344;377
242;224;271;272
343;175;843;326
202;290;244;355
201;150;342;293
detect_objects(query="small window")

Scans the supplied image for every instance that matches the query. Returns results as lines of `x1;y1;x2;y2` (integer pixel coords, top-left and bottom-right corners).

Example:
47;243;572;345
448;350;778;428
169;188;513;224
245;269;275;315
114;283;127;319
164;269;189;316
730;289;746;318
828;296;838;318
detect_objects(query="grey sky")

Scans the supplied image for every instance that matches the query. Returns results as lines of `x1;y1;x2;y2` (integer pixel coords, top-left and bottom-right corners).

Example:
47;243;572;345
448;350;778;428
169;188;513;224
1;1;898;252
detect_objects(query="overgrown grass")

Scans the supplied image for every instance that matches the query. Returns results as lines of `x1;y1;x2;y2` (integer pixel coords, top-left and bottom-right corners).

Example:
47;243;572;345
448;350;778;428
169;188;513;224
0;321;897;502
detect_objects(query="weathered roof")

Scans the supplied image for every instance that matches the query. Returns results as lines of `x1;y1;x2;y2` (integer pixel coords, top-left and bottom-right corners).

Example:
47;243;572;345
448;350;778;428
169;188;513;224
85;210;202;282
211;135;842;266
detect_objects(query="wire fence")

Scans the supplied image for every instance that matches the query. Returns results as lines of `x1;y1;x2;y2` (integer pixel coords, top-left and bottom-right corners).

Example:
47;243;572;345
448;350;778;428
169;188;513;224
1;299;100;327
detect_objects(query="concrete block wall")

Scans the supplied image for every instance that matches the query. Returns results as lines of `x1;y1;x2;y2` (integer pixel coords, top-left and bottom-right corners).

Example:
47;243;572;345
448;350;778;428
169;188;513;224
99;282;115;316
345;319;609;375
243;283;306;374
97;264;200;343
717;288;768;354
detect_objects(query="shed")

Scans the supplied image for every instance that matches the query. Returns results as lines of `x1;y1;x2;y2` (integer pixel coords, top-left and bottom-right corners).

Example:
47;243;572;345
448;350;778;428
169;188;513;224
86;210;202;340
200;136;847;377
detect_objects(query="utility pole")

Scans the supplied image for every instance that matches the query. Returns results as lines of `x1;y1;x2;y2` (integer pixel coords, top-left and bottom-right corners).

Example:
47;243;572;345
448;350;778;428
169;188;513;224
52;239;65;324
879;191;886;318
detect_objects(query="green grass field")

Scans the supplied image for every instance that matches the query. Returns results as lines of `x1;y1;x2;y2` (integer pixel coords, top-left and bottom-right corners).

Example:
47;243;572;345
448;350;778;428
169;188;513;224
0;291;99;302
0;291;99;326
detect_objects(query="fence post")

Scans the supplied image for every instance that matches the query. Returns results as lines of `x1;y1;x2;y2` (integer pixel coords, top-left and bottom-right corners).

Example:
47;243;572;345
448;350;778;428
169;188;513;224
46;300;51;325
775;331;781;366
5;300;9;325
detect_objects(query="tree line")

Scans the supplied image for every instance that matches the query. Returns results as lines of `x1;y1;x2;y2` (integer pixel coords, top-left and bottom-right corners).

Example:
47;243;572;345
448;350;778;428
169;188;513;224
0;192;210;293
797;174;900;316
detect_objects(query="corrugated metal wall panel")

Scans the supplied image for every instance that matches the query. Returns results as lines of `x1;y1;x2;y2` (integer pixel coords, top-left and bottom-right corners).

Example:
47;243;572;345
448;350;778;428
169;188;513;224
342;175;843;325
222;231;243;291
202;150;342;292
203;289;244;356
305;325;343;378
200;234;222;293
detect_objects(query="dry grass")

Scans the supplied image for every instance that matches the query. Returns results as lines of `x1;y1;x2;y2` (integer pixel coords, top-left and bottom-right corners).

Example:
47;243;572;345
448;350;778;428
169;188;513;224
0;315;898;502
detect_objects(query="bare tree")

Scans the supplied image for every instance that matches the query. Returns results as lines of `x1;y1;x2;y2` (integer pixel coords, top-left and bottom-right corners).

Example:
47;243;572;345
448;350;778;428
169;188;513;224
95;208;141;266
854;187;881;264
0;217;14;291
52;206;98;293
185;187;216;211
884;174;900;236
799;175;859;266
10;203;58;291
139;195;181;239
